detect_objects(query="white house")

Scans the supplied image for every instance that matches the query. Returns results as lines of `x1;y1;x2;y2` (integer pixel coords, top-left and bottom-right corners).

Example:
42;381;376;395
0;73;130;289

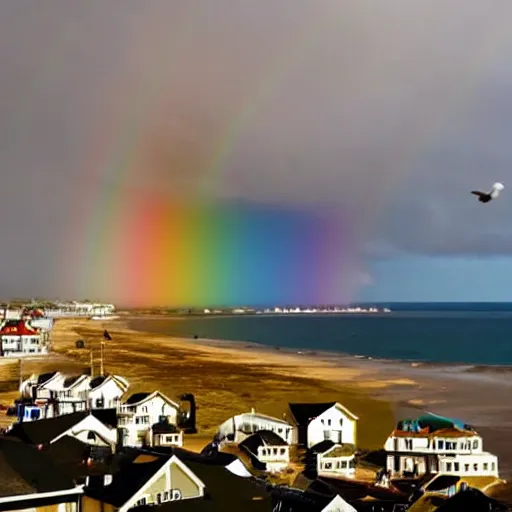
384;417;499;478
289;402;358;448
321;495;358;512
0;320;47;357
117;391;181;447
7;411;117;448
50;413;117;447
85;374;130;409
239;430;290;473
217;408;295;444
18;372;129;419
149;421;184;448
313;441;356;479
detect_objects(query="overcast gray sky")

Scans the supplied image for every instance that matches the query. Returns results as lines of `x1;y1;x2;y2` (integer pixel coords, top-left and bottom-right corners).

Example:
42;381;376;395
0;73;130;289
1;1;512;301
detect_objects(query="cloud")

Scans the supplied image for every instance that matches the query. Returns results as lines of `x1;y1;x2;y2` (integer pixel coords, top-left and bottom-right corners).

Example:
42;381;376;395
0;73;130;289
1;2;512;298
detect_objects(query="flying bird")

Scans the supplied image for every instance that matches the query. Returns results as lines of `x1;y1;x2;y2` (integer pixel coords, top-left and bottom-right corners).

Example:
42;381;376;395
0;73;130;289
470;182;504;203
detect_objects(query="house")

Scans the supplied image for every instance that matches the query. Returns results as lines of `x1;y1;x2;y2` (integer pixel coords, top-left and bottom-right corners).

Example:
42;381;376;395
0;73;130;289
308;440;356;479
384;414;499;478
118;452;272;511
18;372;129;419
150;421;184;448
0;319;47;357
216;408;294;444
239;430;290;473
117;391;181;448
6;410;118;448
87;375;130;410
289;402;359;448
82;451;206;512
0;437;84;511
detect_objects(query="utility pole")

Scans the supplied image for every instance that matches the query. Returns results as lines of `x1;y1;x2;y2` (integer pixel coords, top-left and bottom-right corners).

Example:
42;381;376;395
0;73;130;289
19;358;22;389
90;348;94;379
100;341;104;376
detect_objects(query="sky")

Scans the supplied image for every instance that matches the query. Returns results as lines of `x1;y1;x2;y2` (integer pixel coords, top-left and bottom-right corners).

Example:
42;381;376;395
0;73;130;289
2;1;512;304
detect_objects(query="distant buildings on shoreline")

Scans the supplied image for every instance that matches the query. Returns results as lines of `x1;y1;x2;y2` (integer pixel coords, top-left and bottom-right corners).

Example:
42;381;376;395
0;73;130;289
203;306;392;315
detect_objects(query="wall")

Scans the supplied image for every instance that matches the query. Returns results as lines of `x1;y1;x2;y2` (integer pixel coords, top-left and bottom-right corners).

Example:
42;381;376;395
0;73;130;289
81;496;116;512
307;406;356;448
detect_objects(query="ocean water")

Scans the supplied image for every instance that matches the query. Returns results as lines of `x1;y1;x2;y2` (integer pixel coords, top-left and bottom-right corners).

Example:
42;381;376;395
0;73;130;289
132;303;512;366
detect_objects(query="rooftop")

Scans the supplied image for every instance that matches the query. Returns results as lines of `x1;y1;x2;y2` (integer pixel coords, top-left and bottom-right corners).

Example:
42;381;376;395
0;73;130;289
0;437;78;498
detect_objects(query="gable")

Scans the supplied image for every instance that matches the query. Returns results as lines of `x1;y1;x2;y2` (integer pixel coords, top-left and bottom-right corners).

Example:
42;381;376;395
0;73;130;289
318;404;357;424
119;456;204;512
137;394;179;414
89;378;125;399
322;494;357;512
170;461;203;498
52;414;115;445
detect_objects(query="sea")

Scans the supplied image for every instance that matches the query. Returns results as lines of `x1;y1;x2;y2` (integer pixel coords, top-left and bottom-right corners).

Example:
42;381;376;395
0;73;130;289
131;302;512;366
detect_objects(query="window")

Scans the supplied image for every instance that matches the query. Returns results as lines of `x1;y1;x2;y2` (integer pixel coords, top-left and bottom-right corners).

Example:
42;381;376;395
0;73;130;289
171;490;181;501
405;439;413;450
454;463;459;472
341;460;347;469
156;493;162;504
141;406;148;413
163;492;170;501
446;462;452;472
327;419;332;426
483;463;488;471
492;463;496;471
473;440;478;449
437;440;444;450
87;431;96;440
135;498;147;507
465;464;470;472
473;464;478;472
324;462;332;470
280;448;286;455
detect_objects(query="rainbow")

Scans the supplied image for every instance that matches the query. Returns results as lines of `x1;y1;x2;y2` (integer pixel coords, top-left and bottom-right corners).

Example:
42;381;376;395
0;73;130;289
67;6;508;308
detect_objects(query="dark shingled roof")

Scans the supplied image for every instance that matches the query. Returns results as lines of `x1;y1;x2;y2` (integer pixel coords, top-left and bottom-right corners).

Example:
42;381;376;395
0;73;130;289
0;437;78;498
85;450;170;507
133;500;272;512
89;376;107;389
289;403;336;426
435;487;508;512
63;375;82;388
37;372;57;386
239;430;287;459
182;459;271;505
309;440;335;454
6;409;117;445
152;421;179;434
124;393;151;405
137;446;238;468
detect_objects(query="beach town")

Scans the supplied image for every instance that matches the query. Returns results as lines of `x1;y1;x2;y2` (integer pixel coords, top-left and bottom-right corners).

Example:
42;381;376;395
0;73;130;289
0;302;508;512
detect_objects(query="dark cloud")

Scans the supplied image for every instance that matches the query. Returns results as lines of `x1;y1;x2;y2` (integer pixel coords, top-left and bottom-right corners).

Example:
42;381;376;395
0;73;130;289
0;1;512;298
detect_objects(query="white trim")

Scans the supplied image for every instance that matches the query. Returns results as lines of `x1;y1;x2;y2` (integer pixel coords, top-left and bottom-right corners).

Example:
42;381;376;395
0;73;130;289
123;391;180;410
49;413;115;445
118;455;205;512
333;402;359;421
0;485;83;504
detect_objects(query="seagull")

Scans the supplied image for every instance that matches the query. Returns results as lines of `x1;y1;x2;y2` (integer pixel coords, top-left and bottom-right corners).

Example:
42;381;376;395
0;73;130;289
470;182;504;203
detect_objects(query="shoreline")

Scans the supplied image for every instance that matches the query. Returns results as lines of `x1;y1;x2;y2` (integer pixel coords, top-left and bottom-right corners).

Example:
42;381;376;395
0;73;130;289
125;315;512;481
128;315;512;376
2;315;511;499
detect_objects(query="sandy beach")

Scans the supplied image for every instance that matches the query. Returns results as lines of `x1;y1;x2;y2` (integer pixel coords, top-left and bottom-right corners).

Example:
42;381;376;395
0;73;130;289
2;314;512;500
